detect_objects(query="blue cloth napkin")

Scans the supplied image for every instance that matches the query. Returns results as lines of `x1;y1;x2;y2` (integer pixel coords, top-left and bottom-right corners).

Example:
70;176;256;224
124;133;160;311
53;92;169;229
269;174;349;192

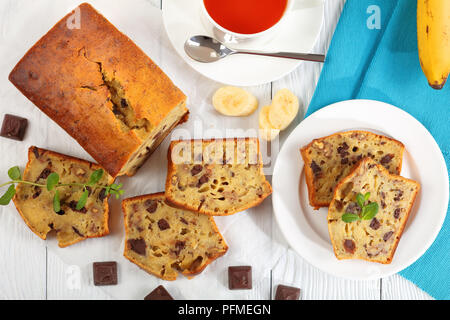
307;0;450;300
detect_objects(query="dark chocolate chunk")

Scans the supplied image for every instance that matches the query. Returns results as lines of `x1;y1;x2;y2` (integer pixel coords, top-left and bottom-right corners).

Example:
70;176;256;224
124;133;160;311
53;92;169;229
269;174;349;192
383;231;394;241
394;208;402;219
120;99;128;108
98;188;107;201
310;161;322;175
191;164;203;176
393;190;403;201
0;114;28;141
334;200;344;211
144;285;174;300
341;158;349;165
369;218;381;230
145;200;158;214
36;168;52;181
158;219;170;230
380;154;395;165
344;239;356;254
93;261;117;286
197;174;209;187
128;238;146;255
173;240;186;256
32;187;42;199
72;226;84;237
275;285;301;300
228;266;252;290
180;217;189;225
55;210;65;215
32;147;40;159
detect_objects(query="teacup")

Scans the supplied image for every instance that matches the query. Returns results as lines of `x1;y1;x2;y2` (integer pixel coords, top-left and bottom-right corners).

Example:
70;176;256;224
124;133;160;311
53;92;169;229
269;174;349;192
200;0;321;45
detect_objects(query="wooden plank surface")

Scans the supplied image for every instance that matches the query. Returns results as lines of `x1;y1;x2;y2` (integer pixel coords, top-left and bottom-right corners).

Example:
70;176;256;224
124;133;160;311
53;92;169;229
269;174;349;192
0;0;432;300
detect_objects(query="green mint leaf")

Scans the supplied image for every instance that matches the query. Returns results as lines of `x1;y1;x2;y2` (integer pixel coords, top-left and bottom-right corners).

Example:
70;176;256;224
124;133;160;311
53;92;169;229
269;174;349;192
0;185;16;205
76;190;89;210
361;202;379;220
342;213;361;223
88;169;104;186
53;190;61;213
46;173;60;191
356;193;365;208
364;192;371;202
104;186;110;196
8;166;21;180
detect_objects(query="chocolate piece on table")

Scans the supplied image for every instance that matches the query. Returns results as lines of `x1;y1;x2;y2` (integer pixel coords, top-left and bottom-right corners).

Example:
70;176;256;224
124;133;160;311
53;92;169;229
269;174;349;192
228;266;252;290
275;285;301;300
144;285;174;300
93;261;117;286
0;114;28;141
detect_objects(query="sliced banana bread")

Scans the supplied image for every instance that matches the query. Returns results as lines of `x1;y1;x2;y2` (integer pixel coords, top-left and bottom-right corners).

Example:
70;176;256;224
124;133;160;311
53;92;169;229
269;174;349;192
165;138;272;216
328;157;420;264
122;193;228;280
300;130;404;209
13;146;114;247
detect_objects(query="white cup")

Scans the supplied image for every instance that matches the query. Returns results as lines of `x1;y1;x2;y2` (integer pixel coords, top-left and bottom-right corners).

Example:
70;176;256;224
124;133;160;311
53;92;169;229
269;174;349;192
200;0;323;45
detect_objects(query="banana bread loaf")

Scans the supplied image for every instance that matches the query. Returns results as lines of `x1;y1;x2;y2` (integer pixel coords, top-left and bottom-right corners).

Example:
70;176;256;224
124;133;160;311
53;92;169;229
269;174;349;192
13;146;114;248
300;131;404;209
122;193;228;280
328;157;420;264
9;3;188;178
165;138;272;216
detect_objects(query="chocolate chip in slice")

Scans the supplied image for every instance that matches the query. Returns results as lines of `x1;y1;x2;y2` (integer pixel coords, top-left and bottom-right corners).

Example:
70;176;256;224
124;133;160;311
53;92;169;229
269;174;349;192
145;200;158;214
158;219;170;230
275;285;301;300
228;266;252;290
128;238;146;255
0;114;28;141
197;174;209;187
93;261;117;286
369;218;381;230
191;165;203;176
344;239;356;254
144;285;174;300
383;231;394;241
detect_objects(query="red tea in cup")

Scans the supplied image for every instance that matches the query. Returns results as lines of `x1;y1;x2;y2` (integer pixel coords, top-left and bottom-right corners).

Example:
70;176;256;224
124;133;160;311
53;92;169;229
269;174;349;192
203;0;288;35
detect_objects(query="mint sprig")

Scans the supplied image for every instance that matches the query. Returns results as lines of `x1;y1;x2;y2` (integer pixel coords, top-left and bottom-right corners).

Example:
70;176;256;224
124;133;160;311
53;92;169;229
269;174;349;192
0;166;124;213
341;192;379;223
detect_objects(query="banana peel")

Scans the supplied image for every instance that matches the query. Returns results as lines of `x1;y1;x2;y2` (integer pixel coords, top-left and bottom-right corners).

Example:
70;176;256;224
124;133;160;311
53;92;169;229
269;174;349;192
417;0;450;89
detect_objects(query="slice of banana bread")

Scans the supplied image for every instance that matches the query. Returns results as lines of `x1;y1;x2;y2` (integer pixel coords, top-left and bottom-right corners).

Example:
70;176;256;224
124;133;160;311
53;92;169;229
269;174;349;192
122;193;228;280
165;138;272;216
13;147;114;247
328;157;420;264
300;130;404;209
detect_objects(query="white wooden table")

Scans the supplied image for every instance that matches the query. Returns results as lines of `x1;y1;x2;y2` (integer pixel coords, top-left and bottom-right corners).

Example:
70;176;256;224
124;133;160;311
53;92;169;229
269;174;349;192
0;0;432;300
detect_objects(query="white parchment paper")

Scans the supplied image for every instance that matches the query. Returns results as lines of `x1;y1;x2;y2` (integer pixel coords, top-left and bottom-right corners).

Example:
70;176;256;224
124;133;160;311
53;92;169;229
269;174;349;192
0;0;287;299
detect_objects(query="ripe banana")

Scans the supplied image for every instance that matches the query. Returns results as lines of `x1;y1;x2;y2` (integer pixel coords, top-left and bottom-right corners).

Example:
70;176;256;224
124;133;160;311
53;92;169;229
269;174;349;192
212;86;258;116
259;105;280;141
268;89;299;130
417;0;450;89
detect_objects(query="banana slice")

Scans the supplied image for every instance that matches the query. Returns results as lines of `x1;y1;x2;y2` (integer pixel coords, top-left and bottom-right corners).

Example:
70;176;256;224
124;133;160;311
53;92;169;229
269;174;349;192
212;86;258;117
259;105;280;141
268;89;299;130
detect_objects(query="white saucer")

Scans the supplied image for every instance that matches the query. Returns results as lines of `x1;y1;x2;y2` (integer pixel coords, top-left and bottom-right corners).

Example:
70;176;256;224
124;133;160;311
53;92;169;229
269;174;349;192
162;0;324;86
272;100;449;280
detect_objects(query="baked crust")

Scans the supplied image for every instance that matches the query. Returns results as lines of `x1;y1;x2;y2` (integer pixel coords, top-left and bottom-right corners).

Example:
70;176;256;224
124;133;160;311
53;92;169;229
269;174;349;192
122;193;228;280
13;146;114;248
300;130;405;209
328;157;420;264
165;138;273;216
9;3;188;177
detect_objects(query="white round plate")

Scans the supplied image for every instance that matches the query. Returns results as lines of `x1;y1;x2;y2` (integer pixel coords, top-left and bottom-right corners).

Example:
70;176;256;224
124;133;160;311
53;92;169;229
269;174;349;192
272;99;449;280
162;0;324;86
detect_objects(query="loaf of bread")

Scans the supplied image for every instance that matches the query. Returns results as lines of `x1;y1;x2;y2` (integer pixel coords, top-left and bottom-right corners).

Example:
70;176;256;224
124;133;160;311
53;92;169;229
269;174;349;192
13;147;114;248
165;138;272;216
300;131;404;208
9;3;188;178
328;157;420;264
122;193;228;280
